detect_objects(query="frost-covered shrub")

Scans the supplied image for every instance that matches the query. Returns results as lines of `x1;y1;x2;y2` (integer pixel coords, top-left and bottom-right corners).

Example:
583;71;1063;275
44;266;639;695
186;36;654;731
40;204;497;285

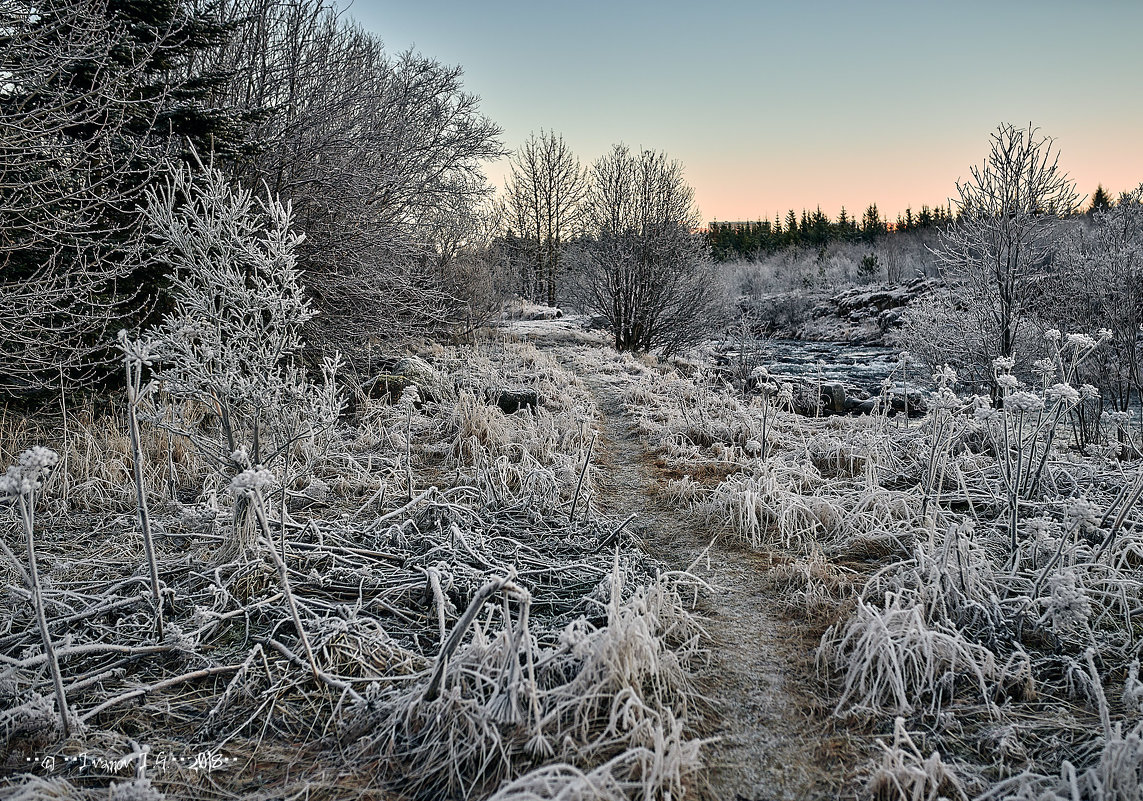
141;164;343;478
1044;186;1143;417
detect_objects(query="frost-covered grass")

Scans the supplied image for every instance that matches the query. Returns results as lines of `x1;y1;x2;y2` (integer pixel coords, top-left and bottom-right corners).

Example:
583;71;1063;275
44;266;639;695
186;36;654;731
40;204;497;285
0;341;708;800
6;323;1142;799
596;335;1143;799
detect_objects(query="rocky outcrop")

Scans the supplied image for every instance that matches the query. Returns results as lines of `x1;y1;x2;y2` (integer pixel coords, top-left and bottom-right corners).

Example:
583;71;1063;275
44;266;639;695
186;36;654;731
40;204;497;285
392;355;438;385
497;389;539;415
782;378;926;418
740;278;940;344
362;354;442;405
715;362;926;418
828;278;941;334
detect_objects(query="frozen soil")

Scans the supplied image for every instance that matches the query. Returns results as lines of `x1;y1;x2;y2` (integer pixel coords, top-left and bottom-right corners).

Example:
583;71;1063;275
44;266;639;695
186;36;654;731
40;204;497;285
557;349;866;800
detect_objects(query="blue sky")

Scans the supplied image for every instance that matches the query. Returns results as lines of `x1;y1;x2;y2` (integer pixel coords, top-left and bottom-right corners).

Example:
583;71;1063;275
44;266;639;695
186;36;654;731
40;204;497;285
339;0;1143;222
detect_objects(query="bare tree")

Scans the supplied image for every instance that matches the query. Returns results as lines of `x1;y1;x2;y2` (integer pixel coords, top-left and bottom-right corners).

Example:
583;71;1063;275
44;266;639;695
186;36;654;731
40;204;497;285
935;124;1079;364
197;0;505;353
569;145;727;355
1045;185;1143;410
502;130;586;306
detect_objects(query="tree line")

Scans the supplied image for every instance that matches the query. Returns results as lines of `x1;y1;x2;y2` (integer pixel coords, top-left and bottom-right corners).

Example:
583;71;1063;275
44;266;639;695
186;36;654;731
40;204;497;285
708;203;956;261
0;0;504;397
707;186;1129;263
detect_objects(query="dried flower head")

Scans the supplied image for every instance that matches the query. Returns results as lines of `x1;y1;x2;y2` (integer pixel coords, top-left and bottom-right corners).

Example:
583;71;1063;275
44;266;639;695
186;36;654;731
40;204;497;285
398;385;422;409
974;406;999;423
1043;569;1092;637
1045;383;1080;405
1065;498;1101;533
1005;391;1044;414
930;387;961;412
1064;333;1096;351
229;447;250;468
1107;410;1130;427
117;329;157;368
18;447;58;472
996;374;1019;391
0;447;60;497
1032;358;1056;381
933;365;957;387
229;467;276;496
1024;516;1055;541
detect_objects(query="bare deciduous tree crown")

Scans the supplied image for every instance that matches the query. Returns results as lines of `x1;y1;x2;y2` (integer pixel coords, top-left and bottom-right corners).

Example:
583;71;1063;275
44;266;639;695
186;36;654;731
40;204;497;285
569;144;727;355
920;123;1080;380
501;130;587;307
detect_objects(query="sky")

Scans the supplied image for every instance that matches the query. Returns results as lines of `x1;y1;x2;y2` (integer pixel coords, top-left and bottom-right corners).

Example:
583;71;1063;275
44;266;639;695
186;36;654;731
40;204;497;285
339;0;1143;224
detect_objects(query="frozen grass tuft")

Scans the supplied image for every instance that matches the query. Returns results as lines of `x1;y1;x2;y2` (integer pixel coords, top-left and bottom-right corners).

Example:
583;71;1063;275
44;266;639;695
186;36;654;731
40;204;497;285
867;717;970;801
979;721;1143;801
820;591;998;717
351;560;707;800
703;462;840;549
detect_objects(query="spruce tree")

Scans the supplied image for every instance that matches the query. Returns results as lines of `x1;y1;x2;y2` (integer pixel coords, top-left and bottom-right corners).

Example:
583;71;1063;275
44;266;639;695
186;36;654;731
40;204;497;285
837;207;851;241
0;0;254;394
785;209;799;246
862;203;885;243
1089;184;1113;214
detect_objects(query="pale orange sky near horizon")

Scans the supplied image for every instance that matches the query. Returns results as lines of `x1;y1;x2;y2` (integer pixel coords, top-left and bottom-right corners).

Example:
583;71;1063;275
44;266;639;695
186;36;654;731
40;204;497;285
342;0;1143;223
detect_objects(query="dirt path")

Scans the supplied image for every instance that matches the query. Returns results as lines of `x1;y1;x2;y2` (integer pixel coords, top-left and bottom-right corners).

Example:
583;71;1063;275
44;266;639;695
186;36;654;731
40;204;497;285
566;359;858;801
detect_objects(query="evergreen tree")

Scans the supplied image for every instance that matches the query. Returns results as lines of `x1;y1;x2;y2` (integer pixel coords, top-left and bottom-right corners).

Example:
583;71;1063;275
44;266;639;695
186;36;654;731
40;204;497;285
785;209;799;246
809;206;830;246
862;203;885;242
0;0;254;394
836;206;853;240
1089;184;1113;214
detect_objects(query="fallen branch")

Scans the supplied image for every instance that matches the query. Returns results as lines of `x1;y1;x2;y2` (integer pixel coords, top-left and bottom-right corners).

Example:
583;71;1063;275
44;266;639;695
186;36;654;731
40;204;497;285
80;663;242;722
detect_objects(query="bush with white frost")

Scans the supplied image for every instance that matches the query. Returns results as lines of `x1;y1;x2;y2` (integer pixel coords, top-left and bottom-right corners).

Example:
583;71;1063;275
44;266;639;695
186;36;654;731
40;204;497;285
140;164;343;497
